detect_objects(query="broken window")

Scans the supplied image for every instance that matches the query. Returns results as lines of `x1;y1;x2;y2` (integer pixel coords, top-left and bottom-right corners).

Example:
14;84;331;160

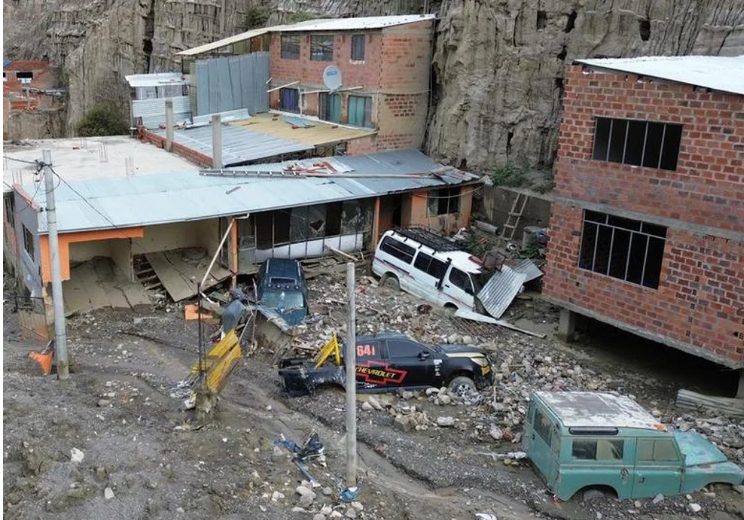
449;268;474;295
279;87;299;113
22;223;34;259
578;211;666;289
281;34;300;59
379;236;415;264
310;34;334;61
592;117;682;171
351;34;365;61
427;187;461;216
255;210;291;249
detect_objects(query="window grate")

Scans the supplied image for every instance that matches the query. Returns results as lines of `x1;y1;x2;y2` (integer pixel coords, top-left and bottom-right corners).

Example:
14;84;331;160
592;117;682;171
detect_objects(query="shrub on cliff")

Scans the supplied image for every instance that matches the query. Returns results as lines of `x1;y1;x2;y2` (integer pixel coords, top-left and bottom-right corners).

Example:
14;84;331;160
76;104;128;137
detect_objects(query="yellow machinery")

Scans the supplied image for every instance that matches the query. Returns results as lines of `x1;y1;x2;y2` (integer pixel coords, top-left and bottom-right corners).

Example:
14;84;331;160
314;334;342;368
191;329;242;395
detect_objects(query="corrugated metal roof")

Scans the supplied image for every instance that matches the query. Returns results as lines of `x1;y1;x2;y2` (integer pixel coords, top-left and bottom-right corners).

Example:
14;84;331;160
505;258;543;283
124;73;188;88
155;123;313;166
575;55;744;96
477;266;526;320
31;149;479;234
177;15;435;56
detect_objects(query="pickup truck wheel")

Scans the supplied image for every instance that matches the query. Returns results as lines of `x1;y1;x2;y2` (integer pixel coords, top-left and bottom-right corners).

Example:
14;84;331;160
448;376;476;395
380;273;400;290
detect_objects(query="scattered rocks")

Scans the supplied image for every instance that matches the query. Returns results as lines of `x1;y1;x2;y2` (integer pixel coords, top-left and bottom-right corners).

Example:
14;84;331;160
70;448;84;463
103;487;115;500
652;493;664;504
271;491;285;502
688;502;702;513
436;416;455;427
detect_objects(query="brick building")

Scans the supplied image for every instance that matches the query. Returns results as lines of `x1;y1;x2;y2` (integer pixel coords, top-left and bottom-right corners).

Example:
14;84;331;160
177;15;435;155
3;60;61;138
543;56;744;387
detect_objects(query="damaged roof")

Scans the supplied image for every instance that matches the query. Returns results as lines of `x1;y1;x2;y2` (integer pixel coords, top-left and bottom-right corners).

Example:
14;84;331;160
575;55;744;96
29;149;479;234
178;15;435;57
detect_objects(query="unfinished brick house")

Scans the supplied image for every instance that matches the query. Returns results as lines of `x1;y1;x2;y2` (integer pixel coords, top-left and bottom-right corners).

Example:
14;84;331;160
544;56;744;386
177;15;434;155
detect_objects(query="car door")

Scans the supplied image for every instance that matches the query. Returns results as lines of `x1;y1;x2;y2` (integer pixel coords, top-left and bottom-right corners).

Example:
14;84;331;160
385;338;434;388
410;251;447;304
442;267;476;310
529;406;558;484
632;438;683;498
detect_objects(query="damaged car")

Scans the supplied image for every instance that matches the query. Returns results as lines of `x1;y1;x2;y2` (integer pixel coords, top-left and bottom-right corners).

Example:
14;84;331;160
256;258;309;326
279;332;494;396
523;391;744;501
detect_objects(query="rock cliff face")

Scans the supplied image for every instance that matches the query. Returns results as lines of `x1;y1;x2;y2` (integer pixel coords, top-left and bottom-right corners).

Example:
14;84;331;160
427;0;744;170
4;0;743;169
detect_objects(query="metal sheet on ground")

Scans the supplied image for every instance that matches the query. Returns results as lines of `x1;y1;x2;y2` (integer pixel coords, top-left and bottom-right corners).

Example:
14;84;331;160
477;266;527;319
146;249;231;302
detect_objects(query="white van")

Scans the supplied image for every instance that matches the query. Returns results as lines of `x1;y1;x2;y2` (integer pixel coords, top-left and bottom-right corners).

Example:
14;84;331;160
371;228;485;312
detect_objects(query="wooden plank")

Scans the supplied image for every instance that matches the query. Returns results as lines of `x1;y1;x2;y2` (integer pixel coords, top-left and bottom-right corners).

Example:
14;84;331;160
146;252;197;302
676;389;744;419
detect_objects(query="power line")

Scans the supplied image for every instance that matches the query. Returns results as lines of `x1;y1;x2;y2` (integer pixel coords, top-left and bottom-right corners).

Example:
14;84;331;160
3;156;40;166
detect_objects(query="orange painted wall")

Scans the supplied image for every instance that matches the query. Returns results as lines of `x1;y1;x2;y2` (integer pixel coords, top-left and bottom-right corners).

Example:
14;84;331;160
406;187;474;234
39;227;143;284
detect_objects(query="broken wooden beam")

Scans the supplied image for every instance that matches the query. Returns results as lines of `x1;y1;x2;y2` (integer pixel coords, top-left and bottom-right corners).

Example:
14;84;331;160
676;388;744;419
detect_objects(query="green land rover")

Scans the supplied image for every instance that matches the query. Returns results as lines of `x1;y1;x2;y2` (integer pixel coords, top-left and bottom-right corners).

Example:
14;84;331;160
523;391;744;500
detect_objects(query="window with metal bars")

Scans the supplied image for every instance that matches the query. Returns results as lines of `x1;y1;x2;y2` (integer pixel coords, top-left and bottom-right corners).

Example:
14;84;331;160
310;34;334;61
22;224;35;259
592;117;682;171
427;187;461;216
578;210;666;289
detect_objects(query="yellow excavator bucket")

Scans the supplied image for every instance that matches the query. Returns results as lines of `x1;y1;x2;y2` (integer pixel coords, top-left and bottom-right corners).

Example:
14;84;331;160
314;334;342;368
191;330;242;394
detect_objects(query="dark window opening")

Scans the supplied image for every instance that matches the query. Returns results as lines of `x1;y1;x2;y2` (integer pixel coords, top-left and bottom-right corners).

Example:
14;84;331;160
279;88;299;113
639;19;651;41
4;193;15;228
16;71;33;80
310;34;334;61
281;34;300;59
536;10;547;30
578;211;666;289
348;95;372;127
255;211;291;249
427;187;461;216
380;236;416;264
22;224;34;259
326;202;342;236
592;117;682;171
413;252;448;280
351;34;365;61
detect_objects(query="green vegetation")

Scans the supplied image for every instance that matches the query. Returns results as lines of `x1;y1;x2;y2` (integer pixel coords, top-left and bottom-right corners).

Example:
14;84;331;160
490;161;529;188
76;104;128;137
243;6;270;29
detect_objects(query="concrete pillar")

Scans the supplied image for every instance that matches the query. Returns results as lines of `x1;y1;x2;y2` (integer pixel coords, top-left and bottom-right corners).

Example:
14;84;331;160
558;308;576;341
737;369;744;399
371;197;381;250
164;98;174;152
211;114;222;169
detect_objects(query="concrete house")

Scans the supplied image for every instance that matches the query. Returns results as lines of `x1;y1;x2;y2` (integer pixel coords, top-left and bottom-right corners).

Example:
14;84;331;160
543;56;744;381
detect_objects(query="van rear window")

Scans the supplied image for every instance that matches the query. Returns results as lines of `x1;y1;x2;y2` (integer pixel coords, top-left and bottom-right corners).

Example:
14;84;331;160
413;252;448;279
380;236;415;264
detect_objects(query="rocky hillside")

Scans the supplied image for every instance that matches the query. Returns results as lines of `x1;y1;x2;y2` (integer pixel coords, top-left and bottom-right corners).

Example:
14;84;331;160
4;0;743;170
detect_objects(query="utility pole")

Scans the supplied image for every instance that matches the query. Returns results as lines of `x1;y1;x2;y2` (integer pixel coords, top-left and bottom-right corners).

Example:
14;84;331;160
345;262;357;489
42;149;69;380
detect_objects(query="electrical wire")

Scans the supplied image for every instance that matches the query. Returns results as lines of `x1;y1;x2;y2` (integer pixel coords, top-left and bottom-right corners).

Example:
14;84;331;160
3;156;39;166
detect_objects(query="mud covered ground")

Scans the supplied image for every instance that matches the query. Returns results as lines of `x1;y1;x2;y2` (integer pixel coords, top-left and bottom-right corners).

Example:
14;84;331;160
4;267;744;520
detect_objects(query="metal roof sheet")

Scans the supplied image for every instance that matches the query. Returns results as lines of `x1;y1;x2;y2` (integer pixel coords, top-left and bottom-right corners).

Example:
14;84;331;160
124;72;188;88
575;55;744;96
535;392;661;430
155;123;313;166
30;149;478;234
477;265;526;319
505;258;543;283
177;15;435;56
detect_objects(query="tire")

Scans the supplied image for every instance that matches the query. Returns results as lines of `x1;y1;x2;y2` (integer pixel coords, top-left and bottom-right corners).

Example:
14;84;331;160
443;303;458;315
380;273;400;291
448;376;476;394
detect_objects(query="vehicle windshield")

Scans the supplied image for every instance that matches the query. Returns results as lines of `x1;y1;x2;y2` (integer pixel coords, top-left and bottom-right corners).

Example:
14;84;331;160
260;290;305;311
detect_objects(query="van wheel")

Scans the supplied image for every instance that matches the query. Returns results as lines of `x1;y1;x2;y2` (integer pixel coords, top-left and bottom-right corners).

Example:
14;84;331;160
380;273;400;290
448;376;476;395
443;303;458;315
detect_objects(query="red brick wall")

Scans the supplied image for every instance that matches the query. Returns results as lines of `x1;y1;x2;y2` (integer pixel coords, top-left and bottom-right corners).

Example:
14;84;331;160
140;129;212;168
555;65;743;232
545;65;744;367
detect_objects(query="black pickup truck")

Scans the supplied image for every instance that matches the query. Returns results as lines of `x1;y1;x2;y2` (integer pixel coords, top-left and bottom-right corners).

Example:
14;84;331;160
279;332;494;396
